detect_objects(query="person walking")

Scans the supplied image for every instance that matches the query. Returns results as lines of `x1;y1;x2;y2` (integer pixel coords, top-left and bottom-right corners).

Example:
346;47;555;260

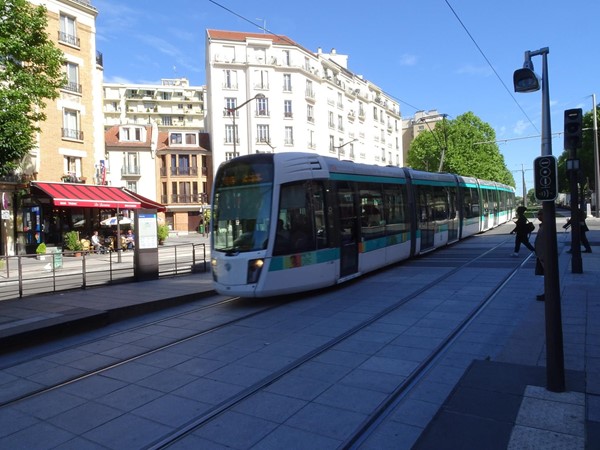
564;208;592;253
510;206;535;256
534;209;546;301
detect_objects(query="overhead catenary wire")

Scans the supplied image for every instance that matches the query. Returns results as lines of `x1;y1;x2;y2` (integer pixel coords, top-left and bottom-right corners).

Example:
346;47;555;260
443;0;539;134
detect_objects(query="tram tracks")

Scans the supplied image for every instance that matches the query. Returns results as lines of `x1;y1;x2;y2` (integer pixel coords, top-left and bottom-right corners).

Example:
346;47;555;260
0;236;531;449
146;239;529;448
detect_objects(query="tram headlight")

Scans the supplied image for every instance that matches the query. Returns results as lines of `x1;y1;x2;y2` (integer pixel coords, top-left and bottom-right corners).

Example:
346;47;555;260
247;258;264;284
211;258;218;281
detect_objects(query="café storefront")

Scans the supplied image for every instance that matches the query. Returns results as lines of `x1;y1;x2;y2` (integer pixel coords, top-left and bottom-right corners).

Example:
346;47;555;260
17;181;164;255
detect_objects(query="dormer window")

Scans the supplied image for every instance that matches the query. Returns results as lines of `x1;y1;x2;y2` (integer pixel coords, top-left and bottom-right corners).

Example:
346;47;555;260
120;126;145;142
169;131;199;146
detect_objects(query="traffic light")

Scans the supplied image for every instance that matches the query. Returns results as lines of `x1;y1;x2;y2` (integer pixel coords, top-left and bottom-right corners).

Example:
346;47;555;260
533;155;558;201
564;108;583;150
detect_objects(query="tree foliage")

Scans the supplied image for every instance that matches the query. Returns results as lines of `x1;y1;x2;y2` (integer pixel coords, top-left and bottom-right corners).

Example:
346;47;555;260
0;0;66;175
407;111;515;186
556;105;599;194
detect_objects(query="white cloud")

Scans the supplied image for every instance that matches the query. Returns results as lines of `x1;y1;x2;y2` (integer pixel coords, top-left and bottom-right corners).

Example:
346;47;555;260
399;54;417;66
513;119;529;135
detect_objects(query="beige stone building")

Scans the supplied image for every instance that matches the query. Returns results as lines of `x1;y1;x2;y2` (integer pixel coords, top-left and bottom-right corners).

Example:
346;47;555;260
26;0;104;184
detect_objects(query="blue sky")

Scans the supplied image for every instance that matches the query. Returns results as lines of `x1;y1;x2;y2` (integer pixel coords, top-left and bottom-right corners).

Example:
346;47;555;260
95;0;599;198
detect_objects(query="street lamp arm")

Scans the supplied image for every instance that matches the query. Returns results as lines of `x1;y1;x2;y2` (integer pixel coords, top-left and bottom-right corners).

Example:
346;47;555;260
334;138;358;160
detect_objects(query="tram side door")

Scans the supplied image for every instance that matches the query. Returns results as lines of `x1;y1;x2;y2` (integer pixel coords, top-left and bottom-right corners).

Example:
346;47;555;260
336;182;359;278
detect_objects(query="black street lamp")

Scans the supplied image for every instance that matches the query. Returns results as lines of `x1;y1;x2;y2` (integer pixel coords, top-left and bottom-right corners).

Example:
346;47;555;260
513;47;565;393
226;94;266;157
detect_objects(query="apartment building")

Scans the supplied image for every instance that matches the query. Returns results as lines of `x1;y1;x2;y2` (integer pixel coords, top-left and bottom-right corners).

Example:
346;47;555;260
28;0;104;183
401;110;446;166
103;78;206;131
103;79;211;232
205;29;403;174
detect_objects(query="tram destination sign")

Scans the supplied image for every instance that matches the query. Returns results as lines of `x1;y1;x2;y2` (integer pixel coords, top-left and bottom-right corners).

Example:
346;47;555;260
533;155;558;201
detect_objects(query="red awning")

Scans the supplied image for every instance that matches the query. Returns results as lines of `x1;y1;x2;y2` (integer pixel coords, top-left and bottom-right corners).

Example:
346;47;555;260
123;188;166;212
31;182;142;209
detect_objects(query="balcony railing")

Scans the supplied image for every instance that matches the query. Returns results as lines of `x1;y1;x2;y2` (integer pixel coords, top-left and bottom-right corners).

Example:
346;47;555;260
58;31;80;47
121;166;140;176
63;81;82;94
62;128;84;141
169;166;199;176
161;194;204;204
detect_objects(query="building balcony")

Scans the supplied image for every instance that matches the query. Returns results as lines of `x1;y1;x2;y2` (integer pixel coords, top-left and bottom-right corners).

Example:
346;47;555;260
62;128;84;141
62;81;82;94
121;166;141;176
58;31;80;48
162;193;204;204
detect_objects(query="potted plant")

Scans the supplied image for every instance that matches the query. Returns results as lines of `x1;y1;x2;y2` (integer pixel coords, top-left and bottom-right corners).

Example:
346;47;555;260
36;243;47;260
64;230;83;255
157;224;169;245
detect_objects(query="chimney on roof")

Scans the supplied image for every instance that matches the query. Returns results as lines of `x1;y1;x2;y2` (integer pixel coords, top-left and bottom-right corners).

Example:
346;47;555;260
331;48;336;54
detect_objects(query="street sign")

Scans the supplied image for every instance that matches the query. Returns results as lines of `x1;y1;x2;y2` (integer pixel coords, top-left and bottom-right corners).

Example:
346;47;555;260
534;155;558;201
1;210;9;220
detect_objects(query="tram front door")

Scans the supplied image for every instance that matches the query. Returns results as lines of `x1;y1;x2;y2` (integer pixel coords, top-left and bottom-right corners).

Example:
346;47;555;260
337;182;359;278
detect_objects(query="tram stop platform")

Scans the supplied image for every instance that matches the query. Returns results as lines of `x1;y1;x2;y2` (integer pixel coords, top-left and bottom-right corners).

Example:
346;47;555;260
0;221;598;449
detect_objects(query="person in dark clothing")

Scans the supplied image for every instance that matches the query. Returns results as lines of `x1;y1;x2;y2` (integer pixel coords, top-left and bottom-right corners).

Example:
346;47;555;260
510;206;535;256
564;209;592;253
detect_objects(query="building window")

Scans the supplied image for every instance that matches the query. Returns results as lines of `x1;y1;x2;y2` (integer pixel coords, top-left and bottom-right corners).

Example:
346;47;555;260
126;181;137;191
307;104;314;123
225;124;237;144
62;109;82;140
284;100;292;118
59;14;79;47
283;50;291;66
256;97;269;116
338;115;343;131
223;69;237;89
329;135;335;153
161;91;172;101
284;126;294;145
308;129;315;149
328;111;334;129
254;70;269;90
257;125;270;143
225;97;237;116
185;133;197;145
162;116;173;126
64;156;81;178
306;79;314;98
121;126;144;142
170;133;182;145
283;73;292;92
122;152;139;175
64;62;81;93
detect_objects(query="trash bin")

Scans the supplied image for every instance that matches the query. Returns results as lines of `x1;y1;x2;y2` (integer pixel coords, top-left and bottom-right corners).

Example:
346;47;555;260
199;225;205;234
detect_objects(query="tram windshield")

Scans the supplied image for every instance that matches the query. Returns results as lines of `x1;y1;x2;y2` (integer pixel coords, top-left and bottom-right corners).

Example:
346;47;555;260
212;157;274;253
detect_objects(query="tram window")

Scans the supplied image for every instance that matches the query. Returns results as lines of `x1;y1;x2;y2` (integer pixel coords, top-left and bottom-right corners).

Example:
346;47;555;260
359;183;384;241
462;187;480;219
274;181;324;255
432;186;449;220
383;184;409;234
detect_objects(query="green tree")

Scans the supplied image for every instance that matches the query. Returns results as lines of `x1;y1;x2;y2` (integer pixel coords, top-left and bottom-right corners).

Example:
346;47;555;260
407;111;515;186
557;105;598;193
0;0;66;176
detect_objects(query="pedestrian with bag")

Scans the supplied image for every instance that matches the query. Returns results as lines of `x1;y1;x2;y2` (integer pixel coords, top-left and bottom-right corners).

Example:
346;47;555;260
510;206;535;256
564;208;592;253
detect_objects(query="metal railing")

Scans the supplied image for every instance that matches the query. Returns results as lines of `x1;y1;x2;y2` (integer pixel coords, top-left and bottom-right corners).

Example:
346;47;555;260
0;243;209;301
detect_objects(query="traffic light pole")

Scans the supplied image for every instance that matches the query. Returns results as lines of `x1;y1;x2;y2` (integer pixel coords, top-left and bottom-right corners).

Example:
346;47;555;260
565;109;583;273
